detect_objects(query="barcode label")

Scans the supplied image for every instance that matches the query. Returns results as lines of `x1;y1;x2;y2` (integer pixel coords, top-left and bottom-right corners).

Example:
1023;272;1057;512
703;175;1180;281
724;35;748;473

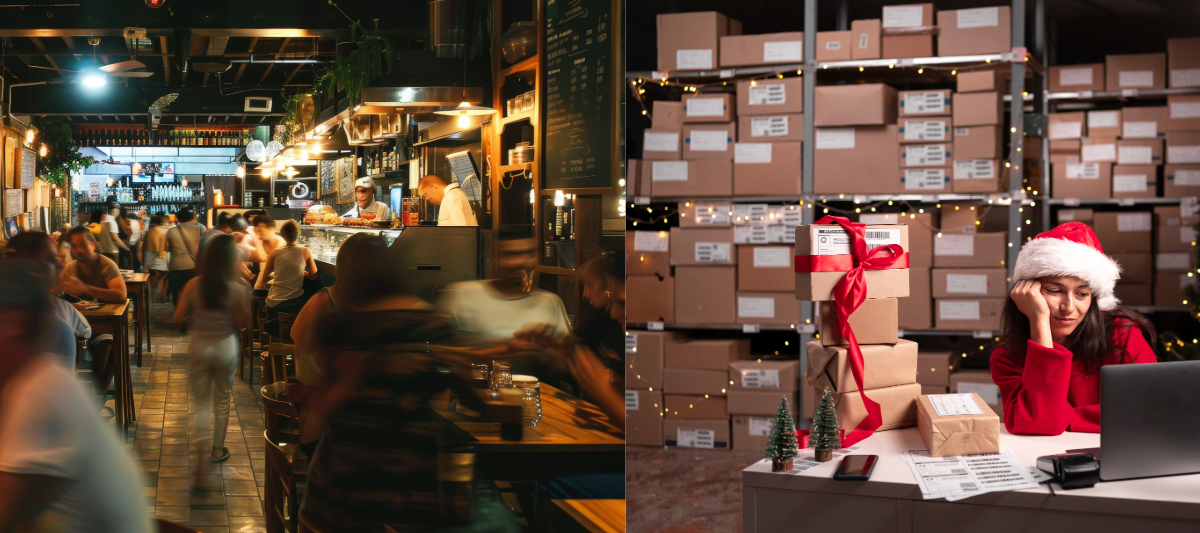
741;369;781;388
955;159;995;179
903;120;947;141
960;483;979;490
905;169;947;191
904;144;948;166
903;92;946;115
751;116;789;138
813;227;902;255
676;428;715;449
748;84;786;106
695;242;731;263
695;204;731;225
625;333;637;353
625;391;639;411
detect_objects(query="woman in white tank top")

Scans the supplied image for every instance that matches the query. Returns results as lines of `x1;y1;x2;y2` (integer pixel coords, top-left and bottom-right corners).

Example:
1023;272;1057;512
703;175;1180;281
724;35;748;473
261;221;319;336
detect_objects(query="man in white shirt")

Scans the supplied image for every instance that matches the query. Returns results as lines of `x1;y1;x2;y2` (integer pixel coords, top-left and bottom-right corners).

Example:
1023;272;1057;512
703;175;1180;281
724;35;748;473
342;177;393;219
418;174;478;227
97;208;129;264
0;259;153;533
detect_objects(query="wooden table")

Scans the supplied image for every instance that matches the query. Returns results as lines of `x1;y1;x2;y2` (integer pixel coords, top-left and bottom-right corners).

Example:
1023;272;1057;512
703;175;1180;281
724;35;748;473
80;302;135;428
123;273;150;366
550;500;625;533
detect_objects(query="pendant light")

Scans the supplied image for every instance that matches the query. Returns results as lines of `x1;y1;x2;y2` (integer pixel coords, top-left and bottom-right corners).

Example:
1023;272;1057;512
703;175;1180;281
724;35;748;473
434;49;494;127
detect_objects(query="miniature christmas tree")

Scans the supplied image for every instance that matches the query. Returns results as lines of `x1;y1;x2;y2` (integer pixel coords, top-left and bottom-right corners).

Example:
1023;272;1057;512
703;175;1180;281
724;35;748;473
763;396;799;472
811;387;842;462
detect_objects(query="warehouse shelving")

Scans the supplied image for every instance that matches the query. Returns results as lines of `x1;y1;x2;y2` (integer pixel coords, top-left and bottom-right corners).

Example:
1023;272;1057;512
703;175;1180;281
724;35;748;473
1047;86;1200;101
627;322;815;333
1046;197;1187;206
633;193;1037;205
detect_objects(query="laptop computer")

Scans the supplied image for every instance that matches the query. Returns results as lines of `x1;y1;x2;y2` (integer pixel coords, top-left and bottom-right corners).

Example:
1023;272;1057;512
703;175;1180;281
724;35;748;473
1068;360;1200;481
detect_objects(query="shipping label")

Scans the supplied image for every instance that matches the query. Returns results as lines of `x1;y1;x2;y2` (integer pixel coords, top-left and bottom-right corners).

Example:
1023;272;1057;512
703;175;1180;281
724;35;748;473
767;224;795;244
741;369;781;388
1119;70;1154;88
750;116;789;138
686;97;725;117
825;40;841;50
1088;110;1120;128
905;169;947;190
695;242;731;263
905;144;948;166
643;131;679;152
676;428;715;449
753;247;792;268
940;300;981;321
748;417;774;437
738;296;776;318
1058;67;1094;87
815;128;856;149
1081;143;1116;162
1049;120;1082;139
748;84;787;106
1122;121;1157;138
1065;163;1100;179
930;394;986;416
689;129;730;151
625;391;639;411
1177;170;1200;187
935;234;975;256
904;120;948;141
1118;146;1153;164
957;7;999;28
633;231;669;252
734;225;770;244
1168;145;1200;164
694;204;731;225
1112;174;1147;193
676;49;713;70
882;5;924;28
1181;226;1197;244
946;274;989;295
859;32;869;49
954;159;995;179
956;382;1000;405
813;227;901;256
734;143;773;164
625;333;638;353
1158;253;1190;270
763;41;803;63
954;127;970;136
1116;213;1152;232
732;204;769;225
904;92;947;115
858;214;898;225
1170;68;1200;88
651;161;688;182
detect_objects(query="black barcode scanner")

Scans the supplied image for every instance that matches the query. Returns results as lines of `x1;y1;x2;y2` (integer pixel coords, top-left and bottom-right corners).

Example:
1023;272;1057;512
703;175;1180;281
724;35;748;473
1036;453;1099;489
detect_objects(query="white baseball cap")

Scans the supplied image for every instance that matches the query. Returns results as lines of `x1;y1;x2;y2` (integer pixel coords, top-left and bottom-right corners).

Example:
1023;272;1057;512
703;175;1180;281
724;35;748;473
354;177;376;190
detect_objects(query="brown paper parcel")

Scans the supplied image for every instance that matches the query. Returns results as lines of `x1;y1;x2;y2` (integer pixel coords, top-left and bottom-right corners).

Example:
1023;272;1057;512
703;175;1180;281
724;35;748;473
806;339;918;394
917;393;1000;457
828;382;920;432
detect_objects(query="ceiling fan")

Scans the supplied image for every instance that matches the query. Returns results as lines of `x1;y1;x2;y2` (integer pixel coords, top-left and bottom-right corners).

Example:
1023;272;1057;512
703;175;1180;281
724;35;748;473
88;37;155;79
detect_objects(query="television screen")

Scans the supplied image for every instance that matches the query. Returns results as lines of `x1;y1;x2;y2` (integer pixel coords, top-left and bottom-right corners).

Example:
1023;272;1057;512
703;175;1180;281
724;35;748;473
131;174;152;183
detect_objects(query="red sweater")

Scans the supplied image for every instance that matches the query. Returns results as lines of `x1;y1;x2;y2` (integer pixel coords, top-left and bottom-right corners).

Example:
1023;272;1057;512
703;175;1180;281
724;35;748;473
990;319;1156;435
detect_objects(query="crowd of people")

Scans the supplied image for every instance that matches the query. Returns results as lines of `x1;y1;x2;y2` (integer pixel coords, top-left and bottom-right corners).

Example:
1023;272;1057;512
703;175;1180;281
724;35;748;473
0;207;627;531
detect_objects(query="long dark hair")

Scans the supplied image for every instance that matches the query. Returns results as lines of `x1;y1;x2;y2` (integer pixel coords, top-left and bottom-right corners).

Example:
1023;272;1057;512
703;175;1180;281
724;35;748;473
998;295;1158;374
200;234;238;310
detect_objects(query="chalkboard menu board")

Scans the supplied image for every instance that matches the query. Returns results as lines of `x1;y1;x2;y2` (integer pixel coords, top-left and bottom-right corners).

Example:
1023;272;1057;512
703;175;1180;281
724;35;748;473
542;0;613;190
19;149;35;188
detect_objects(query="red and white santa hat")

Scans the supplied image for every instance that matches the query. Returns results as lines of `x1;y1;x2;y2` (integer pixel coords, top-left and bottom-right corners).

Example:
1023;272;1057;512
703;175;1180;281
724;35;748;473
1012;222;1121;311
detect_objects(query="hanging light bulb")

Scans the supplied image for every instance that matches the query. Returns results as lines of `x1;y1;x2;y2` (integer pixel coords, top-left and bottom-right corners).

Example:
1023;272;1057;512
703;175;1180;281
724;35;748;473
181;177;188;188
284;166;299;178
457;112;470;128
310;143;321;156
261;167;271;177
106;177;114;187
25;128;36;145
131;162;142;174
54;187;61;198
300;150;309;161
554;190;565;207
39;144;48;157
276;157;285;170
236;165;246;178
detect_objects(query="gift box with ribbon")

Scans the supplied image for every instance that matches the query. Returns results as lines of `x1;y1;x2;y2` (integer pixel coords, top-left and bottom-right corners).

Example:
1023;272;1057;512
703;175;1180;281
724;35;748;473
794;222;911;301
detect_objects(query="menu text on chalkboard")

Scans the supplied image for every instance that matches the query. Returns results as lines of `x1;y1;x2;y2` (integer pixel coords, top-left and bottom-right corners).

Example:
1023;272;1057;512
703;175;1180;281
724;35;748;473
543;0;612;190
19;150;36;189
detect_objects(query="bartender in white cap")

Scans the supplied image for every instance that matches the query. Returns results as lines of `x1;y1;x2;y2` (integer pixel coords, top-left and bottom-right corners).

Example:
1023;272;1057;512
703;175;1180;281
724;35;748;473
342;177;393;219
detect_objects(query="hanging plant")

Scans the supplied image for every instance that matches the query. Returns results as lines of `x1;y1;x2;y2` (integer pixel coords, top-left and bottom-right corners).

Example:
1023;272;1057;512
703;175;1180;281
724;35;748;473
313;2;393;108
275;94;312;145
32;117;95;188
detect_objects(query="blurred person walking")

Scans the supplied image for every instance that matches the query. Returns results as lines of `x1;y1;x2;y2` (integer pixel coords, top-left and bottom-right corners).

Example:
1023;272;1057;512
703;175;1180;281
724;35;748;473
141;215;171;302
164;209;203;304
4;232;92;368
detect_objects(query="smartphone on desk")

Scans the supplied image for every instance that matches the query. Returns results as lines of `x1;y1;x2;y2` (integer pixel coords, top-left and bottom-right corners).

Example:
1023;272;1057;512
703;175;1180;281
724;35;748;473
833;455;878;481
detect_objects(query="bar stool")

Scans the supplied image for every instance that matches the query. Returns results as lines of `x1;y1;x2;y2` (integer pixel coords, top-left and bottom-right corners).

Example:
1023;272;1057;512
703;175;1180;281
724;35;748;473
263;343;297;385
265;430;305;533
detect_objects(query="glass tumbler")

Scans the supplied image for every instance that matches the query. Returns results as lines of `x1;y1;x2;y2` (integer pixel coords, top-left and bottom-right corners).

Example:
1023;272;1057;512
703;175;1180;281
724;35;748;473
512;374;541;424
489;361;513;399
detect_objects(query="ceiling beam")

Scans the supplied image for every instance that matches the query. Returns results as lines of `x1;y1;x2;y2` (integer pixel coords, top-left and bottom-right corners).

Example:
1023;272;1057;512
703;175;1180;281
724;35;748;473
29;37;61;74
257;37;290;85
234;37;257;83
160;36;170;86
282;63;305;86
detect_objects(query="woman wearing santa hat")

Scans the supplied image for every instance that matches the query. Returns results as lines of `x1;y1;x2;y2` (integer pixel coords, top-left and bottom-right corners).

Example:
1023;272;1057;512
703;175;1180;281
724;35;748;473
992;222;1157;436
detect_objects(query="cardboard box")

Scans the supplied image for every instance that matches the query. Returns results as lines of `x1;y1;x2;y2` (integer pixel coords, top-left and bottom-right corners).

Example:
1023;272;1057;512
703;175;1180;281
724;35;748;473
719;31;804;68
1117;138;1164;166
682;93;736;124
902;167;951;193
642;129;681;161
1106;53;1167;91
957;70;1003;93
665;339;749;370
1167;130;1200;165
1050;138;1082;154
882;33;934;59
940;204;980;234
916;351;959;388
674;266;736;323
728;390;798;415
899;89;952;117
665;395;728;419
627;275;675;323
682;122;736;160
935;298;1003;330
663;368;729;395
931;268;1007;298
884;3;936;28
817;31;852;62
817;297;899;346
953;125;1003;159
669;227;735;266
1154;272;1191;308
738;113;804;143
736;292;801;326
806;339;918;394
949;370;1002;416
902;212;937;269
1154;205;1200;227
899;117;953;144
657;11;741;71
733;415;789;452
922;385;950;395
627;230;671;277
917;393;1000;457
625;390;663;447
1168;37;1200;88
1052;162;1113;200
650;160;734;197
1048;112;1086;140
851;19;882;60
901;143;952;167
952;92;1003;127
802;373;817;419
663;419;731;450
1121;106;1168;139
1057;208;1094;225
814;126;903;194
626;331;679;389
1108;253;1151;284
1092;212;1153;253
1156;224;1197;253
1156;252;1195;273
628;159;649;197
729;359;800;391
829;382;921;432
1114;283;1152;306
1111;164;1158;198
1049;64;1104;93
733;141;802;196
653;101;685;130
737;77;804;117
795;222;911;300
899;268;933;329
933;232;1007;268
1169;95;1200;131
679;202;733;228
814;84;898;126
1088;110;1123;139
738;245;795;291
952;159;1001;193
1081;137;1118;163
1165;164;1200;198
936;6;1011;56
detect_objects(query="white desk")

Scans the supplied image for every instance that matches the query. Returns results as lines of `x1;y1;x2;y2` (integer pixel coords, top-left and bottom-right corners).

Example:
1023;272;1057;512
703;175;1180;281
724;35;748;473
743;427;1200;532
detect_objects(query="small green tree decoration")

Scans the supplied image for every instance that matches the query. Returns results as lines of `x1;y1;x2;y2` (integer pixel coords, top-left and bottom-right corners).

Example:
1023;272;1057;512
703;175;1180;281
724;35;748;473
764;396;799;472
811;387;841;462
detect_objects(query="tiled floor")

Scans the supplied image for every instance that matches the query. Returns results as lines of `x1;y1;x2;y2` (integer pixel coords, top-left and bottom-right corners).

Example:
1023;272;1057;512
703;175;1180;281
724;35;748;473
626;447;755;533
119;302;269;533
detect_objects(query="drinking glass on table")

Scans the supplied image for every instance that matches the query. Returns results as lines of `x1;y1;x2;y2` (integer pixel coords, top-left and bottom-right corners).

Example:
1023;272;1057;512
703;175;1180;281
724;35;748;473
489;361;512;399
512;374;541;426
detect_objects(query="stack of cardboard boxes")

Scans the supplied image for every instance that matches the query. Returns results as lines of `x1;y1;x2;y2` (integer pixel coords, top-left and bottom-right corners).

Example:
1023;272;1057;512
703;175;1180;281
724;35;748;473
627;231;674;323
1153;206;1198;307
814;84;901;194
662;339;748;450
899;88;954;193
626;331;676;447
858;212;938;330
952;71;1006;193
734;78;803;196
1093;211;1154;305
932;205;1008;330
796;222;921;432
728;358;802;451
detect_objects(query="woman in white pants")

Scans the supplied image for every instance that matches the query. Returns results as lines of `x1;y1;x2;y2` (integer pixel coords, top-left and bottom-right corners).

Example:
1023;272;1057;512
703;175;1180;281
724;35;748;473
172;233;249;478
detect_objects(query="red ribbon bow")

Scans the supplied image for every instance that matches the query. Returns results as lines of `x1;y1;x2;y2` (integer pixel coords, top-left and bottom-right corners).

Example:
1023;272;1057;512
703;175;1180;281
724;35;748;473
802;215;907;447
